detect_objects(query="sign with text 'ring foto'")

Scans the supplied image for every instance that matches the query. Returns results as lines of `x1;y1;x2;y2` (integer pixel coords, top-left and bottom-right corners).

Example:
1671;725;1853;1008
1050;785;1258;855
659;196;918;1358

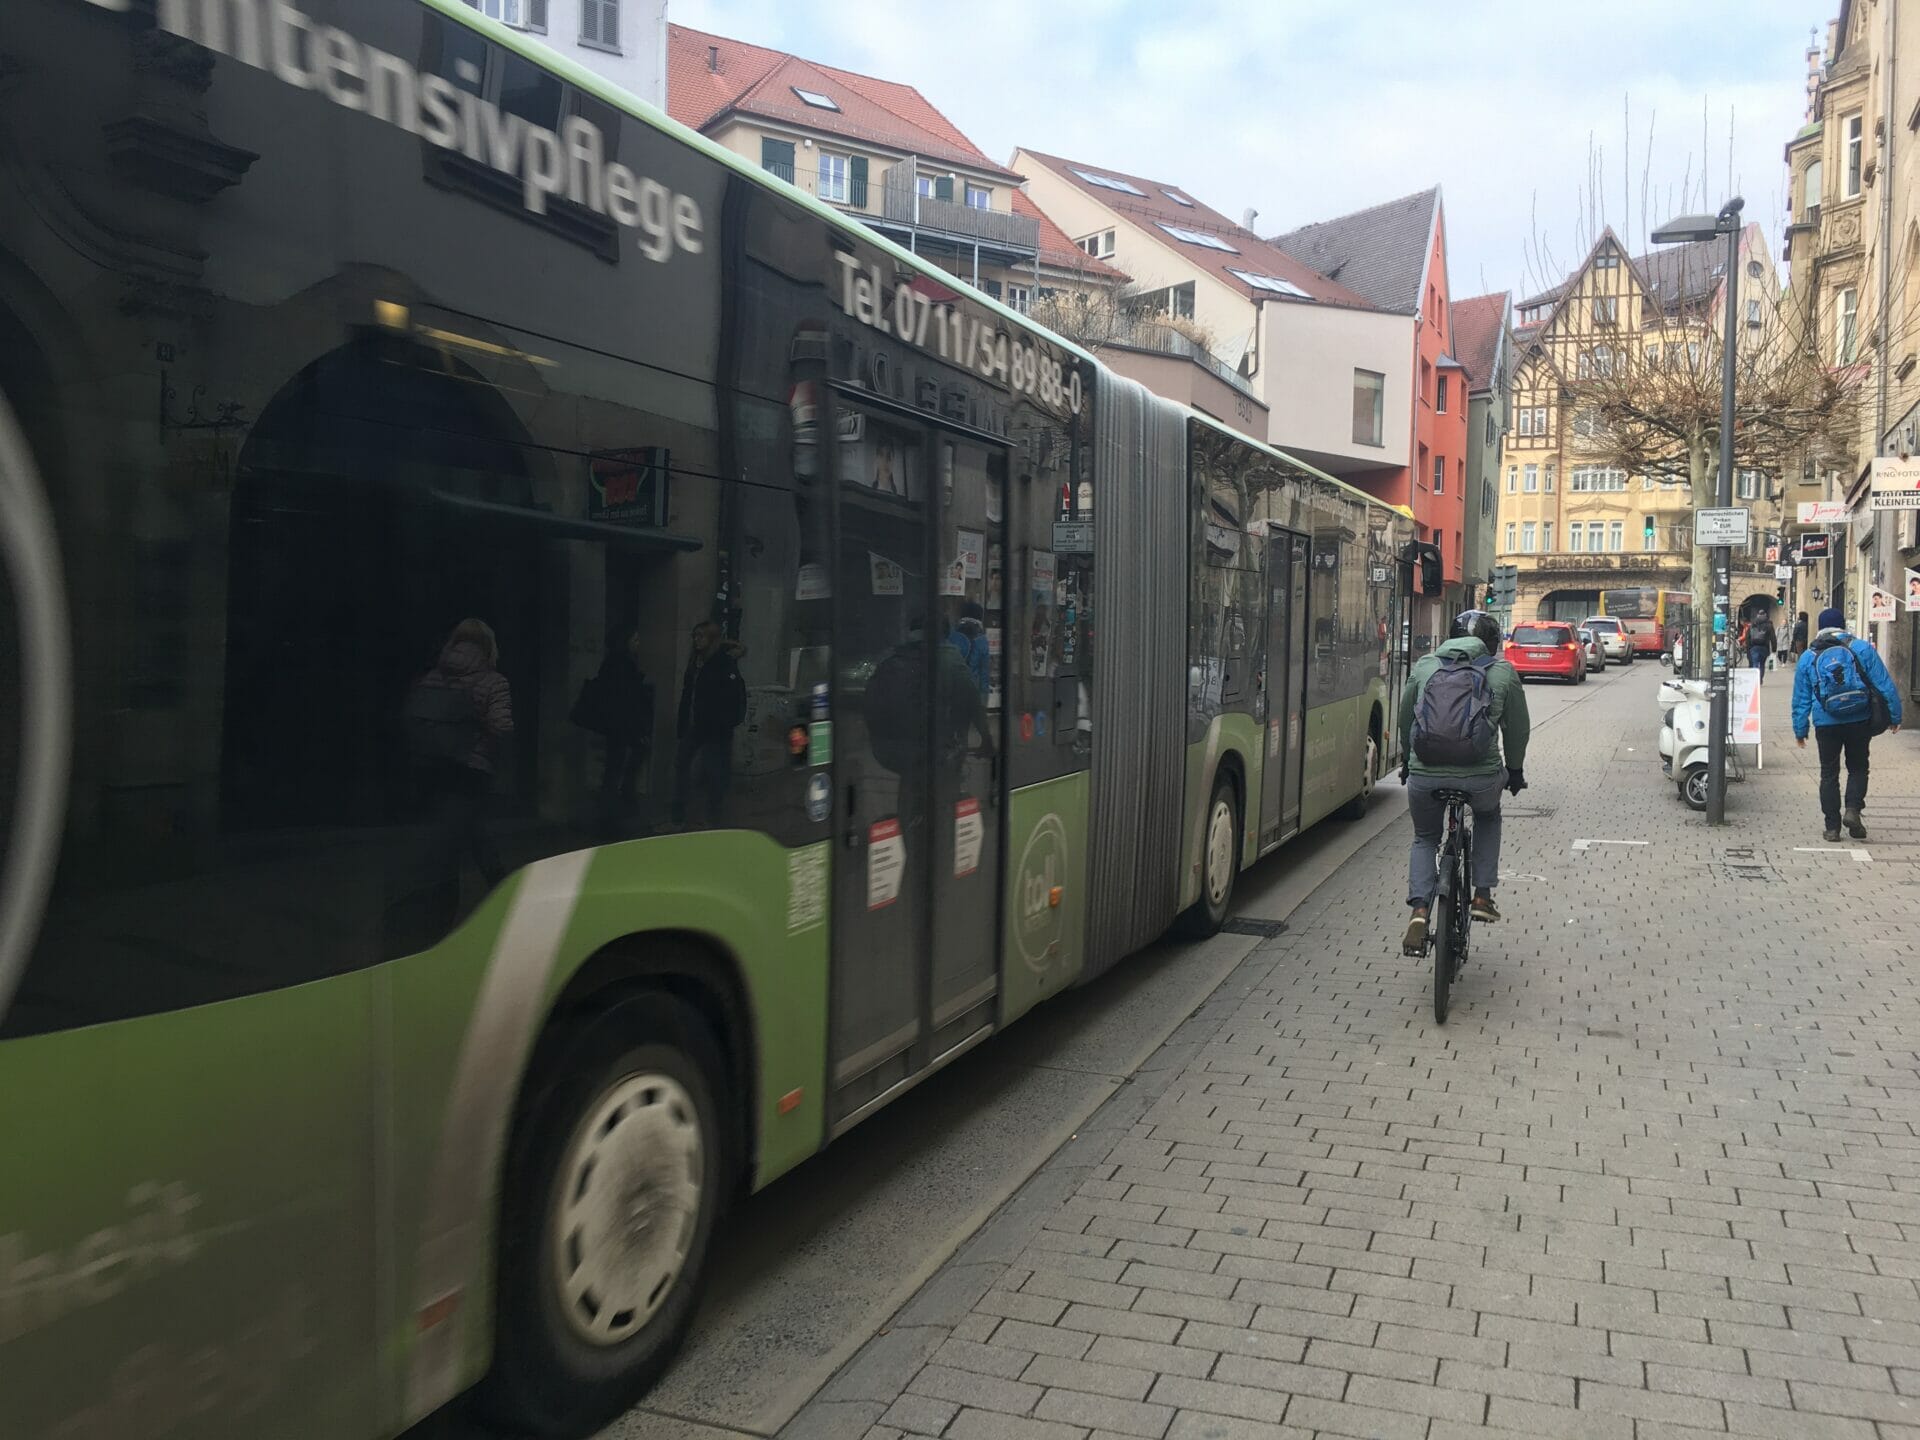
1693;507;1750;546
1870;455;1920;511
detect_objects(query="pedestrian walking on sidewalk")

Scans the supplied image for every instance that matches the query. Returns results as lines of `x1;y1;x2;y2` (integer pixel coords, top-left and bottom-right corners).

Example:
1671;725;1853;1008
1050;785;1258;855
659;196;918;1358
1792;607;1902;842
1397;610;1530;953
1740;609;1776;681
1790;611;1810;659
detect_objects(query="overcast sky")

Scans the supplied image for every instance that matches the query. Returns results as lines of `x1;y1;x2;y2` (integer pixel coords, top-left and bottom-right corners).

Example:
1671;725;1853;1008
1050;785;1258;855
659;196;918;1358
672;0;1824;304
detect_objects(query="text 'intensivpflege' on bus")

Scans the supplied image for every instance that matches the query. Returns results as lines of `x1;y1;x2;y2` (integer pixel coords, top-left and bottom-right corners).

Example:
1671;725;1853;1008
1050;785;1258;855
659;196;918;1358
156;0;704;263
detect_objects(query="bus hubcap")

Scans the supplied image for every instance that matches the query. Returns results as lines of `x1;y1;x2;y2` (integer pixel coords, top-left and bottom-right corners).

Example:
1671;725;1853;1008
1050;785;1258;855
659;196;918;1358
1359;736;1377;797
1206;799;1234;907
552;1071;704;1346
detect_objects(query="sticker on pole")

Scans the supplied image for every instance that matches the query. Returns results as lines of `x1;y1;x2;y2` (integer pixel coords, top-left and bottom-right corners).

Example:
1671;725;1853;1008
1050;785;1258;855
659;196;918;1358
954;798;983;878
867;818;905;909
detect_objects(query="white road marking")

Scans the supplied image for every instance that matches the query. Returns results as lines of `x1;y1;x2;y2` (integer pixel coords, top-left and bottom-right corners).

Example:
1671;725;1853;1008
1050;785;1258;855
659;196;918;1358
1793;846;1872;864
1570;839;1649;851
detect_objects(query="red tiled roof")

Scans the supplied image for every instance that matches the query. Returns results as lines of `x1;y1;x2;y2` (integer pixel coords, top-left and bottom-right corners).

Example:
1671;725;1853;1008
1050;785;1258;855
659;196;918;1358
1012;191;1129;282
1017;148;1374;309
1449;292;1509;391
667;25;1021;181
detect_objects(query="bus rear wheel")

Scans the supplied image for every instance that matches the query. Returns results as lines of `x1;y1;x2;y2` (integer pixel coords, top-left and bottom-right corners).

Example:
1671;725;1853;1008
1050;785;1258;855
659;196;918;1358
1175;775;1240;939
477;992;729;1436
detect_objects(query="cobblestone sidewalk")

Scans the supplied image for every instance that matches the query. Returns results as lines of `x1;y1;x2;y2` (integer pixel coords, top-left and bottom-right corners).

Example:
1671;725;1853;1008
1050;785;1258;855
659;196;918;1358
785;663;1920;1440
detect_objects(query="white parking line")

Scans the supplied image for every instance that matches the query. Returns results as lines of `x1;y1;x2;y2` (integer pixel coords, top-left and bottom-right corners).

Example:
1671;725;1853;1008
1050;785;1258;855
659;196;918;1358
1570;839;1649;851
1793;846;1872;864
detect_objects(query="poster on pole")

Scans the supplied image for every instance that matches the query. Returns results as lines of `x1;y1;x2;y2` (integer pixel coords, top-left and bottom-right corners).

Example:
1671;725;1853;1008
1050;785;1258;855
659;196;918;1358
1870;586;1898;624
1730;666;1763;767
1906;568;1920;613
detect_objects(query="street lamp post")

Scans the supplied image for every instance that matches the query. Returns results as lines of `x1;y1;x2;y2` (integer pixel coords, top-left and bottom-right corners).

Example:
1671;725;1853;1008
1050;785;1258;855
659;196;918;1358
1651;197;1744;825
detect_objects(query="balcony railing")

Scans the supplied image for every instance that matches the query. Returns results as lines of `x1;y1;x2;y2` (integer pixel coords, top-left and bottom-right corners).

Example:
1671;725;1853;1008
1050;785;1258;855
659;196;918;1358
880;158;1038;254
1098;312;1254;398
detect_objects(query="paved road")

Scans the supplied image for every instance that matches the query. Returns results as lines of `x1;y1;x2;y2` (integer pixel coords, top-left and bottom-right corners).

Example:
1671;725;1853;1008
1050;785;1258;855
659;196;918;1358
780;661;1920;1440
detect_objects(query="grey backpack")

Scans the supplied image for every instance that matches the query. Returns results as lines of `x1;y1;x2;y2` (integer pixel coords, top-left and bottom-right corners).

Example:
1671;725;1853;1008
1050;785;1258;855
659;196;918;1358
1412;655;1497;766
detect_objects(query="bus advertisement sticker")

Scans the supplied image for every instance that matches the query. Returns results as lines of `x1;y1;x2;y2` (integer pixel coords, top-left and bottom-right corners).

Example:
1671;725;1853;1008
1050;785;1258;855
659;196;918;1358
808;721;832;765
955;798;983;877
1035;709;1048;738
1019;712;1035;742
806;773;832;824
1268;718;1280;757
868;819;905;909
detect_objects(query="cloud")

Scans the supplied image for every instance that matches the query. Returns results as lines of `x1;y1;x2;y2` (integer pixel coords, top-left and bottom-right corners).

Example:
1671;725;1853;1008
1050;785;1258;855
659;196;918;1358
670;0;1817;299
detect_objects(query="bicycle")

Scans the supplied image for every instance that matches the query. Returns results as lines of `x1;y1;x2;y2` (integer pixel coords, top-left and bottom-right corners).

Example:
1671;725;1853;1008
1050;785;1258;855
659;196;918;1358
1423;787;1474;1024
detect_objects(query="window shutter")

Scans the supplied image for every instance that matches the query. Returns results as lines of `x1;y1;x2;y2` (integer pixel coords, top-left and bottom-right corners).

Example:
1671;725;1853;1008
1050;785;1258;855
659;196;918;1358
934;175;954;202
849;155;868;208
602;0;619;48
526;0;547;31
761;138;795;181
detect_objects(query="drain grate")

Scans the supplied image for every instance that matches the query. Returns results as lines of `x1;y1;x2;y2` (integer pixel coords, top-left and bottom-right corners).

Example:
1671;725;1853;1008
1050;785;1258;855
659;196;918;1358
1222;917;1288;938
1501;806;1554;819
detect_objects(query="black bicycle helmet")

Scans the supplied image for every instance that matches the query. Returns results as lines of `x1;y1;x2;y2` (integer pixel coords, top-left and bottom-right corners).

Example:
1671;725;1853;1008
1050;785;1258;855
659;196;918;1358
1450;609;1503;653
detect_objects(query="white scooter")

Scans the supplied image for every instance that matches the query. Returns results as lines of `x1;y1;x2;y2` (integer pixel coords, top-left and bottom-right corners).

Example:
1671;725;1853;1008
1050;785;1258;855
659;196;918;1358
1657;683;1743;810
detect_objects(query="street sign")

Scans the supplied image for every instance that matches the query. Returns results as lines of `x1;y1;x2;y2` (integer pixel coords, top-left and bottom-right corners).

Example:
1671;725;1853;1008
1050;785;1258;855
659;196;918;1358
1798;531;1832;560
1694;507;1751;546
1870;455;1920;511
1774;564;1793;580
1798;500;1848;523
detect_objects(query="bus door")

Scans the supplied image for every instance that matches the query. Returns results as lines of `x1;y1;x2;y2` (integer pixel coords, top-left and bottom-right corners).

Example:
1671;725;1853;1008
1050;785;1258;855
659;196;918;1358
1259;530;1311;847
826;399;1005;1130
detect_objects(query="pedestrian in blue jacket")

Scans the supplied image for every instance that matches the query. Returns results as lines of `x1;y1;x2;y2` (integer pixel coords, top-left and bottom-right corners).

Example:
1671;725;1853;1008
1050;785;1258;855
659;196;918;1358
1792;608;1903;841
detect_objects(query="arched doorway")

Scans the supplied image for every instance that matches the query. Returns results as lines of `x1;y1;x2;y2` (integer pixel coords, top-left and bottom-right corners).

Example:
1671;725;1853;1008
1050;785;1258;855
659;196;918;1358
1539;589;1599;622
221;334;543;830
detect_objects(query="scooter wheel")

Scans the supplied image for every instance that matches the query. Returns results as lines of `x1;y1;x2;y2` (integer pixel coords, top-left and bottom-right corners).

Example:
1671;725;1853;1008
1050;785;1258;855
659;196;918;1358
1680;764;1709;811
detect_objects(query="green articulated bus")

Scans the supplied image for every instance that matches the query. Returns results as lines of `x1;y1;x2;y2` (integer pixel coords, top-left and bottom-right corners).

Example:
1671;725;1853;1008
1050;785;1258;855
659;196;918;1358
0;2;1413;1435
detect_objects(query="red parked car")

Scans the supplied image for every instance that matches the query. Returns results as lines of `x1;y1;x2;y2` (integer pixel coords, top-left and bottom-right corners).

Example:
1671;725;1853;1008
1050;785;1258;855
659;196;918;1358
1505;621;1586;683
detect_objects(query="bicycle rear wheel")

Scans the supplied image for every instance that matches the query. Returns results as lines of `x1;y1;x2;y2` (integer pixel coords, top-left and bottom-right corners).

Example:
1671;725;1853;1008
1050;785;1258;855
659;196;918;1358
1432;890;1454;1024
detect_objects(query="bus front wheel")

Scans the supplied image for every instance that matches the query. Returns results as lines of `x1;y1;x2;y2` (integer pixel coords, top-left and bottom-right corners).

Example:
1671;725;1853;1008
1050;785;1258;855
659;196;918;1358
478;992;730;1436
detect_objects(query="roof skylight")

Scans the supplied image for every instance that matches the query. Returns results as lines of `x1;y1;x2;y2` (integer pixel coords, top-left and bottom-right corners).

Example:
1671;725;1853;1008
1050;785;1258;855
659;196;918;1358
1071;167;1146;196
1163;189;1195;207
792;87;840;111
1228;270;1311;298
1158;223;1239;254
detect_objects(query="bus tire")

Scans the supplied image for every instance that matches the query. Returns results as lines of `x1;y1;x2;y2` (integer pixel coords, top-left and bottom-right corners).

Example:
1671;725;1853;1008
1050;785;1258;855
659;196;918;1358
1175;773;1240;938
1337;728;1379;821
477;991;730;1436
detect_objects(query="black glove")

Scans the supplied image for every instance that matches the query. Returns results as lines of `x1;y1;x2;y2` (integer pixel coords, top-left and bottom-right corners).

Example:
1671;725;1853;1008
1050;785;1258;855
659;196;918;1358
1398;765;1409;785
1506;768;1527;795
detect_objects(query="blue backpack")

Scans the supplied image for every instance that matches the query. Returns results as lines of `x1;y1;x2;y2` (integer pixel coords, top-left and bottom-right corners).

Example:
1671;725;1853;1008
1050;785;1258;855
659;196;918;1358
1808;636;1878;727
1412;654;1498;766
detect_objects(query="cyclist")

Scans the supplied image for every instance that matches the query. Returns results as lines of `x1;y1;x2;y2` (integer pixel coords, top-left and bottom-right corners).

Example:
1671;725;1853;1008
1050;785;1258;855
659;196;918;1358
1397;610;1531;954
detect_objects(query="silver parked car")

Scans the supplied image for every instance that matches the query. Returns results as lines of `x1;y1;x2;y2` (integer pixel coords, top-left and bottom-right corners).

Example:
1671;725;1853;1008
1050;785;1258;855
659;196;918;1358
1581;615;1633;664
1576;626;1607;673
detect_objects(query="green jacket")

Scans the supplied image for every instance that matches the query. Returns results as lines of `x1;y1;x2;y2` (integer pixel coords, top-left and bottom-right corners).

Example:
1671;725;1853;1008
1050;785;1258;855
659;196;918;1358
1397;636;1531;778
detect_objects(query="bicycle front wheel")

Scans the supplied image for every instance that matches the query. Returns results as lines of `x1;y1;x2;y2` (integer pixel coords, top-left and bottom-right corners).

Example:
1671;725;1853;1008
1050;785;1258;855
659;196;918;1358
1432;891;1454;1024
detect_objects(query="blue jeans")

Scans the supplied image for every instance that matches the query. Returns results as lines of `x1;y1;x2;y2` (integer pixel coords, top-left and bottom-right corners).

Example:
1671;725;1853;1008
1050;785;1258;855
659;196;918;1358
1748;644;1771;680
1407;772;1504;908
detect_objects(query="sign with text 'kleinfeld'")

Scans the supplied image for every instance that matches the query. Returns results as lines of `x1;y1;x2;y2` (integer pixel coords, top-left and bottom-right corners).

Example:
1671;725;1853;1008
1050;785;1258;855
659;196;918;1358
1870;455;1920;511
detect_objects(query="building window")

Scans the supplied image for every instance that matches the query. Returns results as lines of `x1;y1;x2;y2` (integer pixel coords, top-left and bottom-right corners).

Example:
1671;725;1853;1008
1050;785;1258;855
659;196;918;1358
580;0;619;48
1485;411;1496;445
1844;113;1863;198
1736;469;1761;500
474;0;531;25
1433;454;1445;493
1421;359;1433;406
1436;374;1449;413
1517;407;1533;437
1352;370;1385;446
1523;464;1538;493
818;153;849;204
1572;407;1600;438
1505;522;1517;551
791;86;838;110
1746;298;1762;328
1078;230;1116;259
1607;521;1624;551
1543;523;1554;552
1544;465;1555;493
1837;287;1859;363
1593;296;1618;326
1532;405;1548;434
1569;522;1584;553
1506;466;1518;494
1521;522;1537;553
1005;283;1031;313
1642;515;1658;551
964;184;991;210
1570;466;1626;493
1804;159;1823;212
1595;252;1620;270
